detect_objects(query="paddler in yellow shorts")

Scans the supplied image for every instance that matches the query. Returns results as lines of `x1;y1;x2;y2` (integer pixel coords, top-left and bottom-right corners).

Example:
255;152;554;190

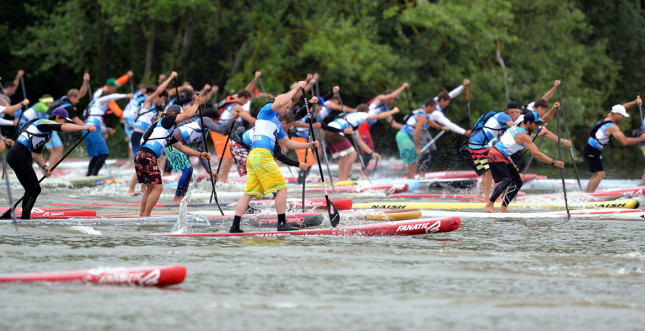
230;75;318;233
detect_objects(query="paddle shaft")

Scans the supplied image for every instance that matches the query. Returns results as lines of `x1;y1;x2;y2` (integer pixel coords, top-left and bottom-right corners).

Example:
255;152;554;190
2;150;18;230
20;76;27;101
638;93;644;128
2;131;91;217
197;104;223;215
420;130;445;153
555;95;570;219
258;76;269;103
522;132;546;174
558;86;581;189
337;92;372;185
466;85;472;127
302;90;339;227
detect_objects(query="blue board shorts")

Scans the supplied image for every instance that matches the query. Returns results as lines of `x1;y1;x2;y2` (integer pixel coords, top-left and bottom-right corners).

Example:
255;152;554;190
45;131;62;149
84;129;109;157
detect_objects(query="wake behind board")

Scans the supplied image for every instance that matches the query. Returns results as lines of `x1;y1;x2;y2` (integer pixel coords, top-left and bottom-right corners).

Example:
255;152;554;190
153;217;460;237
0;265;186;286
353;199;640;211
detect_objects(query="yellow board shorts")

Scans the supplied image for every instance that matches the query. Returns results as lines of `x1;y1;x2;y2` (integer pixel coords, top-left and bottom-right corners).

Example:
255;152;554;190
641;146;645;157
244;148;287;198
292;136;315;167
211;131;231;158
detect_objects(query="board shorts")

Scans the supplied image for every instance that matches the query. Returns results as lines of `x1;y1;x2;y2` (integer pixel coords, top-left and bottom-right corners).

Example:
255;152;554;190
45;131;62;149
84;129;109;157
395;131;418;165
510;151;526;173
468;147;491;175
244;148;286;198
358;122;374;152
135;147;162;184
583;143;603;172
230;140;249;176
487;148;518;183
164;146;191;172
324;131;354;159
292;136;314;166
211;131;231;158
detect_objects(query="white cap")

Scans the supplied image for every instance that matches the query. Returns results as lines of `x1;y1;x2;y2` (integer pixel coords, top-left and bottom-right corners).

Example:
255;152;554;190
611;104;629;117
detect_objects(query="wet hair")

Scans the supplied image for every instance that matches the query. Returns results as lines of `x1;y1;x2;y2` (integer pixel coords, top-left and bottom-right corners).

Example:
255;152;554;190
67;89;79;98
145;86;156;94
279;111;295;124
437;91;451;102
237;90;252;99
533;99;548;109
3;82;15;89
424;99;436;107
356;103;369;112
158;90;168;98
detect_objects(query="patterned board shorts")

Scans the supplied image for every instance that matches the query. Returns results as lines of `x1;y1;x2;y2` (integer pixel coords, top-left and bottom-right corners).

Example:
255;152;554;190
469;148;491;175
164;146;191;172
395;131;419;165
135;148;162;184
230;140;249;176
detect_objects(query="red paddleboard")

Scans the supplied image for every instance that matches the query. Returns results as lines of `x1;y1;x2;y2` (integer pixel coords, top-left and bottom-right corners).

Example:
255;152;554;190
206;213;323;227
0;207;97;219
423;170;478;179
0;265;186;286
246;198;353;210
305;184;408;194
153;217;460;237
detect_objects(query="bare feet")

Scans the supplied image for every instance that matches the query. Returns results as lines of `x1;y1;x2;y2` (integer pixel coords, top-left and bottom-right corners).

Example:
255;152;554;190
483;204;497;213
499;206;510;213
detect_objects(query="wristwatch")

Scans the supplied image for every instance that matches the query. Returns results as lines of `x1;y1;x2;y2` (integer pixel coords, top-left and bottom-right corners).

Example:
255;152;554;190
551;159;556;166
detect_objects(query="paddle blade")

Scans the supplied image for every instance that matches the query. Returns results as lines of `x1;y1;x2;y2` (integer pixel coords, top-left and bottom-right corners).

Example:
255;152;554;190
326;197;340;227
0;208;11;219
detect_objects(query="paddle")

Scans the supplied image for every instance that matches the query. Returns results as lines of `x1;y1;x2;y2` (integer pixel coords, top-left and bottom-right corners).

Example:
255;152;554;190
466;85;472;127
318;131;335;192
197;102;223;215
2;149;18;232
258;75;269;103
173;77;180;105
16;75;28;126
1;131;91;219
638;93;644;130
557;85;581;189
302;90;340;227
85;70;93;101
555;99;570;219
337;92;372;185
420;130;445;154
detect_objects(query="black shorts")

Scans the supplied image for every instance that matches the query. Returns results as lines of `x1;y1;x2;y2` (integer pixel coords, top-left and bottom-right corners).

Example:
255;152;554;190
489;159;521;184
510;152;526;172
583;143;603;172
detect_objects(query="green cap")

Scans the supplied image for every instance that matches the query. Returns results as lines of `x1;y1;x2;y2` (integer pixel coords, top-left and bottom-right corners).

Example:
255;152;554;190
105;78;120;88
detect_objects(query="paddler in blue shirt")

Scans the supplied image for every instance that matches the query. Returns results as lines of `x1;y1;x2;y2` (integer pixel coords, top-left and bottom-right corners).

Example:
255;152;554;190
229;75;318;233
584;99;645;193
484;111;565;213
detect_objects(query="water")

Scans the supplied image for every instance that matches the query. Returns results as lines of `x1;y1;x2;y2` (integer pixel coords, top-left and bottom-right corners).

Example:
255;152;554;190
0;168;644;330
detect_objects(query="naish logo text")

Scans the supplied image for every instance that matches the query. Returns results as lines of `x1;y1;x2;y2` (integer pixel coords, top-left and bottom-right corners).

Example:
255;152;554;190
396;221;441;233
368;205;405;209
86;268;161;286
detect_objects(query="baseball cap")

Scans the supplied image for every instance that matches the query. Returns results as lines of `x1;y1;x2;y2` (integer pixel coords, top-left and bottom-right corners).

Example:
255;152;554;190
523;111;544;125
164;104;183;115
611;104;629;117
314;96;325;106
105;78;120;88
51;107;74;123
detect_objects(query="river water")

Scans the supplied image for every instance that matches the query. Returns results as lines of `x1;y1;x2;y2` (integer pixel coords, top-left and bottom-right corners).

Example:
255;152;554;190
0;163;643;330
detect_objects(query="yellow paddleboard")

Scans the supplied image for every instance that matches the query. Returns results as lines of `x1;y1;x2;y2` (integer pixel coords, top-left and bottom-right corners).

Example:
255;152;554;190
366;209;422;221
352;199;640;210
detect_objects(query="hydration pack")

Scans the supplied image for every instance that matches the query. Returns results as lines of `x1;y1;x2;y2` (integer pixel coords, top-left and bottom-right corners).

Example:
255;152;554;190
472;111;497;132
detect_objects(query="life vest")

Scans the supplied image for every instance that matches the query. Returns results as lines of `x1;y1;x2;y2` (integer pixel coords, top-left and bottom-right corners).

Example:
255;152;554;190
16;118;53;152
587;120;614;151
493;125;528;157
141;118;176;157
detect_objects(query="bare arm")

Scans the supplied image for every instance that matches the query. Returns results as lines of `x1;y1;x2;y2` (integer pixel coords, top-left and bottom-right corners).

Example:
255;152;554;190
145;71;177;108
61;123;95;133
413;116;425;152
13;70;24;87
32;153;48;170
1;99;29;116
175;95;203;123
244;72;261;92
237;105;256;126
608;125;645;145
78;72;90;100
279;136;317;150
516;132;564;167
171;140;210;159
540;102;560;124
271;75;310;111
541;80;561;102
367;107;400;120
622;97;641;110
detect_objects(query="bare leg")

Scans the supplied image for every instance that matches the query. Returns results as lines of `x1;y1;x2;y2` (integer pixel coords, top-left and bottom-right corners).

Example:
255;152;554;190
640;169;645;186
235;194;254;217
218;158;234;183
274;188;287;214
142;184;163;217
406;162;418;179
128;173;138;195
585;171;605;193
483;201;497;213
499;205;510;213
343;151;357;181
479;171;493;201
139;184;154;216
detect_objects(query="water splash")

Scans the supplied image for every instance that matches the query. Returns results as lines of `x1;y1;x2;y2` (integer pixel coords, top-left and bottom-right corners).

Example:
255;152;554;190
171;191;193;234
